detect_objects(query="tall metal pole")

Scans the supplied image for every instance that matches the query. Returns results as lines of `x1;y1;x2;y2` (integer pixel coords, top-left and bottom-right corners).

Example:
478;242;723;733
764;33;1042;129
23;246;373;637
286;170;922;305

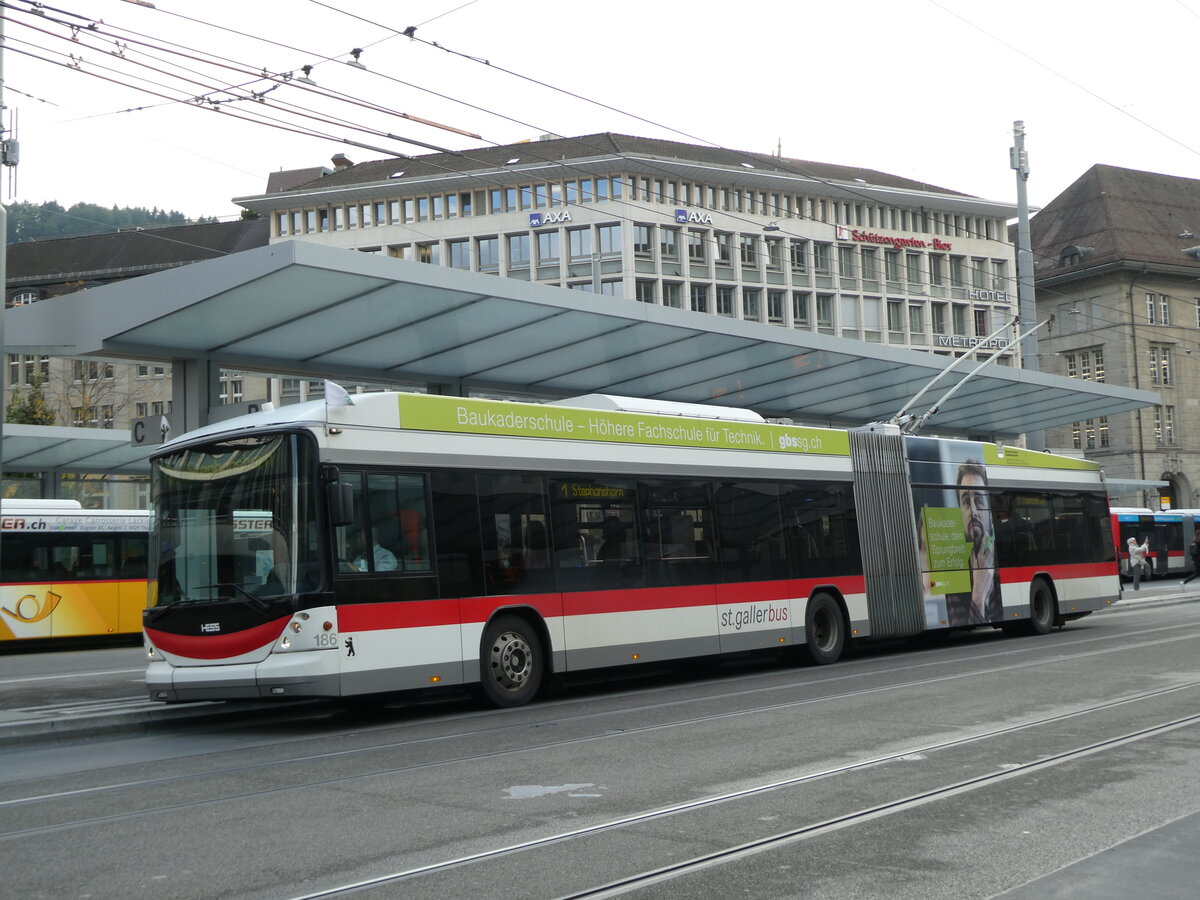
1011;121;1043;450
1;14;8;576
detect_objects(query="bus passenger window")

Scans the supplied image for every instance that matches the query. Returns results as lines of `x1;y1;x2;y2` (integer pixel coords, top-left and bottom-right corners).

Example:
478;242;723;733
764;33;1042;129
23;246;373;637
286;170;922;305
478;473;551;594
549;477;642;591
336;472;433;576
638;480;716;587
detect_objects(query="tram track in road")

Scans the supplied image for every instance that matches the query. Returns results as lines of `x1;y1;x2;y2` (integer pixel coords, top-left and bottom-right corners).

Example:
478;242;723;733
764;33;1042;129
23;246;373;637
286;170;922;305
282;699;1200;899
2;650;1199;849
1;621;1199;822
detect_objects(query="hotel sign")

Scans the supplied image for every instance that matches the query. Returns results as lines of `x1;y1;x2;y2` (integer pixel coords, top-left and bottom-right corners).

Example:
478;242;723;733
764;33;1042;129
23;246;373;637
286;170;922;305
968;289;1010;302
936;336;1007;350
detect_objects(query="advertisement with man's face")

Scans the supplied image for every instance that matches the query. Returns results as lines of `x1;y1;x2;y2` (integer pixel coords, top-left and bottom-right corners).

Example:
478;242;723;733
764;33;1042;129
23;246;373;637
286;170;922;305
909;437;1003;628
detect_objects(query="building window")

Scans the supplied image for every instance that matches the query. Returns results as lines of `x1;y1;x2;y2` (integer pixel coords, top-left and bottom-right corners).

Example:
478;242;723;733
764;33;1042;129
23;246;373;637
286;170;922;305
789;240;807;271
690;284;709;313
1149;345;1172;386
792;292;811;327
663;282;683;309
887;300;904;335
687;230;706;262
813;243;831;274
742;288;761;320
991;260;1007;291
931;302;947;335
633;225;653;256
477;237;500;272
569;227;592;260
715;232;734;267
973;308;989;336
767;290;784;323
448;239;470;269
928;254;944;286
716;286;735;317
765;238;783;270
597;223;621;256
816;294;835;329
1146;292;1169;325
885;251;902;282
905;253;923;285
949;256;965;287
659;227;680;260
635;280;656;304
507;233;531;267
952;304;967;336
1154;405;1176;445
537;231;559;263
909;303;925;335
740;235;757;267
860;248;878;282
416;242;439;265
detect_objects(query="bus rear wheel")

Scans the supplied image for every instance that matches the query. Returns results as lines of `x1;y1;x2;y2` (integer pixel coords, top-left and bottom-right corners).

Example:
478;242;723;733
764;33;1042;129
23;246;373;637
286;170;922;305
803;592;845;665
479;615;543;708
1028;579;1057;635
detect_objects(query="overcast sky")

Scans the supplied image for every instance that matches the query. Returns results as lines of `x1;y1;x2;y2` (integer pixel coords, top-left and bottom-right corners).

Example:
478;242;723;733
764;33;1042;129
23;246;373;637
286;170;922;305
4;0;1200;223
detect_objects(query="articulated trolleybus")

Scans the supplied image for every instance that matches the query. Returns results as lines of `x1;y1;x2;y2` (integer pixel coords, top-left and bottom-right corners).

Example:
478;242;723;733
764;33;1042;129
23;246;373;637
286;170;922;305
144;392;1118;706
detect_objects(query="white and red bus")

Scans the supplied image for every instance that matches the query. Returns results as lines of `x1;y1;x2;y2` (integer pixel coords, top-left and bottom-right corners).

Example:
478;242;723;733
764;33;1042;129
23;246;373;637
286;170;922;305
144;392;1119;706
1110;508;1199;579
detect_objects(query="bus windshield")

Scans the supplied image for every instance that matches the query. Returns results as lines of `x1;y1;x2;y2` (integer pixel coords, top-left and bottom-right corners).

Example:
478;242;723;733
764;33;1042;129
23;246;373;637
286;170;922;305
150;433;319;608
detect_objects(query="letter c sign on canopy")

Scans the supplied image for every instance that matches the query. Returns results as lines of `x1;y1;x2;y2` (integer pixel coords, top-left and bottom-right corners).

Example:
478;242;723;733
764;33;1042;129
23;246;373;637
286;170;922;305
131;414;175;447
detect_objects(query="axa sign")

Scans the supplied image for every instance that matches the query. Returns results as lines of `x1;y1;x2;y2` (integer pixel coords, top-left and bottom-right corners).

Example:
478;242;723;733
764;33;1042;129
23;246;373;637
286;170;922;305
675;209;714;225
530;211;572;227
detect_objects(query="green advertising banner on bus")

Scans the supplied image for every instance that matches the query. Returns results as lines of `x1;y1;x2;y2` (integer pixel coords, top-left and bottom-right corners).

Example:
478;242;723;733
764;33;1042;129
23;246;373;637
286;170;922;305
396;395;851;457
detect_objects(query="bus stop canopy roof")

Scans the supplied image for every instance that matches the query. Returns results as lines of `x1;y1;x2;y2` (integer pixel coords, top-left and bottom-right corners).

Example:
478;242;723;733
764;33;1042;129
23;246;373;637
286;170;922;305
6;240;1157;440
1;424;152;475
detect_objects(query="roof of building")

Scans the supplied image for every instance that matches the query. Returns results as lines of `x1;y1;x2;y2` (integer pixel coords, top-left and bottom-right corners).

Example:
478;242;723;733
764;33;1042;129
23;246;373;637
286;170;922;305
6;217;270;288
267;132;969;198
266;166;332;193
1030;164;1200;281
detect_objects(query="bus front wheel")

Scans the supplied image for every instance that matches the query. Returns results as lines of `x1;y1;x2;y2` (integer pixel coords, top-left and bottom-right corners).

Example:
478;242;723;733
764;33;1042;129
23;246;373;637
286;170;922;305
803;592;846;665
479;615;544;708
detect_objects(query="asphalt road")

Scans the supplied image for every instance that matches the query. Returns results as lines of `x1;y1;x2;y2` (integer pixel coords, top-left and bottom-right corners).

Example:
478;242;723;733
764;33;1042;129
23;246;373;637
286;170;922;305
0;585;1196;899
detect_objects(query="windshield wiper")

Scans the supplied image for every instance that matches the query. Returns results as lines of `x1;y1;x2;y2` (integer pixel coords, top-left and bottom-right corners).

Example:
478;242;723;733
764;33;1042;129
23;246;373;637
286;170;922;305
196;583;272;614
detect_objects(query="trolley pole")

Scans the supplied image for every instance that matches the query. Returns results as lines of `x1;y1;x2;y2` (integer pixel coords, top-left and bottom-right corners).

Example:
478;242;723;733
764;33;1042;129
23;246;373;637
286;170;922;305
1011;121;1043;451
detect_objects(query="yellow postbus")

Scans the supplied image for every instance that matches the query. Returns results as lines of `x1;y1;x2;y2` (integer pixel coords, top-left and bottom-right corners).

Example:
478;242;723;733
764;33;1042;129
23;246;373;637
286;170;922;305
1;500;149;644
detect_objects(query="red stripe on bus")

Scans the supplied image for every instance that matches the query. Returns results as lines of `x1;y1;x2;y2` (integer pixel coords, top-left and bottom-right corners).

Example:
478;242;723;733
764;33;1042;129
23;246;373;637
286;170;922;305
1000;562;1117;583
337;578;871;634
146;616;291;659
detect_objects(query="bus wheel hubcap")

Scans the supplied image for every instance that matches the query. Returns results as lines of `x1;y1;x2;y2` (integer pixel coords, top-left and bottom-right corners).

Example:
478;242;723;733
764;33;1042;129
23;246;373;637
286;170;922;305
491;632;531;691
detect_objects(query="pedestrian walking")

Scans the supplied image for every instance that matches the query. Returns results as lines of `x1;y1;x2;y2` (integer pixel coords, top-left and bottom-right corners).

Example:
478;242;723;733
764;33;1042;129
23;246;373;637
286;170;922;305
1128;536;1149;590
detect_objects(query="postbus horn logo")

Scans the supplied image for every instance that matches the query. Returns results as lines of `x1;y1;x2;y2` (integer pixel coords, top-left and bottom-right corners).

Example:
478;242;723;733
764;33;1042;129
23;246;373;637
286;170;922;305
2;590;62;624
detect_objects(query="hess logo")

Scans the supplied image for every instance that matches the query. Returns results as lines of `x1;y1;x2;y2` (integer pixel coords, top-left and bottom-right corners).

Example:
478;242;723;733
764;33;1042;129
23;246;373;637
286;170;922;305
200;622;221;633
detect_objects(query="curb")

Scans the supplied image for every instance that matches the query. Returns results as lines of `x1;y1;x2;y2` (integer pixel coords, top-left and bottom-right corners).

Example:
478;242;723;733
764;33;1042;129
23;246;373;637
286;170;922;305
0;698;321;747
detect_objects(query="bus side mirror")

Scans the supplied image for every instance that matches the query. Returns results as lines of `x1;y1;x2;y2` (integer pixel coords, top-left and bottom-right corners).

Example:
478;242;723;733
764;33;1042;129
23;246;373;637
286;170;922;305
327;482;354;527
